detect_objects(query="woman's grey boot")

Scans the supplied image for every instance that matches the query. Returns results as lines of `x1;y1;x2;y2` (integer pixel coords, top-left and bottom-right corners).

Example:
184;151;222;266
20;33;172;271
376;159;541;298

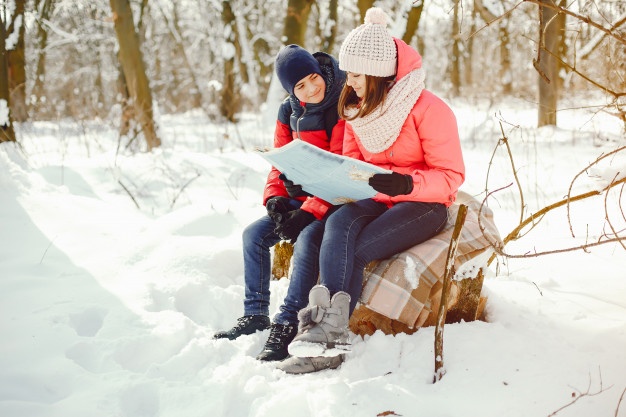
288;285;351;358
277;354;344;374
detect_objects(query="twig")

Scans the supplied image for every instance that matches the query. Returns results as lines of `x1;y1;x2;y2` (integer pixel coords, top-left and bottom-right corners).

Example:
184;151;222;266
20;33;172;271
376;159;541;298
566;145;626;238
523;0;626;46
498;123;525;226
616;386;626;417
434;204;468;383
468;0;524;40
39;234;59;264
118;179;141;209
547;368;610;416
484;177;626;264
170;172;202;209
603;174;626;252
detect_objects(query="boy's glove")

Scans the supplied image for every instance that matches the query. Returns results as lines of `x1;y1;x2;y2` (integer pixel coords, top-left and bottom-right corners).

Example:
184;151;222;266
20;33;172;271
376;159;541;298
279;173;312;198
266;196;290;215
274;209;315;243
368;172;414;196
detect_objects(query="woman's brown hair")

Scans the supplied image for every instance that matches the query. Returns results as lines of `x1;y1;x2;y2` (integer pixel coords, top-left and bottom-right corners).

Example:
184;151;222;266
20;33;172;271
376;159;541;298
338;74;396;121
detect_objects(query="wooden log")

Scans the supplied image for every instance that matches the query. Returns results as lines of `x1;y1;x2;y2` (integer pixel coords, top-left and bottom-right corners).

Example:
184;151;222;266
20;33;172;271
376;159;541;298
271;241;294;280
348;269;486;336
271;242;488;336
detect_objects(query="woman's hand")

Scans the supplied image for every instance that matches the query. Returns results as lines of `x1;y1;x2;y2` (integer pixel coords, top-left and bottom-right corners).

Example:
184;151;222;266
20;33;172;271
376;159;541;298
368;172;414;196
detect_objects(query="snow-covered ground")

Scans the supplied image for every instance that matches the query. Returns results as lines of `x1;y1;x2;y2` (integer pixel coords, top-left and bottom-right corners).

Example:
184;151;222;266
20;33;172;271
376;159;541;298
1;97;625;417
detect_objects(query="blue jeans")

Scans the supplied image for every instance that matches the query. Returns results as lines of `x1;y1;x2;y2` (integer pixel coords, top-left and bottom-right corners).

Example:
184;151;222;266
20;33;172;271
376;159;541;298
242;199;326;325
242;214;282;317
319;199;448;314
273;219;326;325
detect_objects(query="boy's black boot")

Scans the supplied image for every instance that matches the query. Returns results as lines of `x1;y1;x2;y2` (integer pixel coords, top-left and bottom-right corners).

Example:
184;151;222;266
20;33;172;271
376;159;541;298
256;323;298;361
213;315;270;340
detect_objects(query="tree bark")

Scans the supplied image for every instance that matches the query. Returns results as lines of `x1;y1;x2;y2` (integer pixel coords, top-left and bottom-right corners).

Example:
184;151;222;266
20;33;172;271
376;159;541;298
449;0;461;95
357;0;375;23
33;0;53;104
157;1;202;109
109;0;161;150
537;0;566;127
434;204;468;383
7;0;26;122
283;0;314;46
402;2;424;46
1;5;16;142
220;1;241;122
474;0;513;94
321;0;338;53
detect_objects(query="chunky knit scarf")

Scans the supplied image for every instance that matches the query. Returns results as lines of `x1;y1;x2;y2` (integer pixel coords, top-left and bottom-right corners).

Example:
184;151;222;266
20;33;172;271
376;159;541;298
345;68;425;154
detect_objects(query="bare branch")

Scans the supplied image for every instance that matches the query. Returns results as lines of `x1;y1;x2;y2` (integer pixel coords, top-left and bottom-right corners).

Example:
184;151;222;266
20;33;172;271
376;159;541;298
523;0;626;46
468;0;524;40
118;179;141;210
547;368;610;417
434;204;468;383
566;145;626;237
616;386;626;417
484;177;626;263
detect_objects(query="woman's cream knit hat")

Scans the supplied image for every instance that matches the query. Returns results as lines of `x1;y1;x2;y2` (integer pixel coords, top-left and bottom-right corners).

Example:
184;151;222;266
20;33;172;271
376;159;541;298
339;7;397;77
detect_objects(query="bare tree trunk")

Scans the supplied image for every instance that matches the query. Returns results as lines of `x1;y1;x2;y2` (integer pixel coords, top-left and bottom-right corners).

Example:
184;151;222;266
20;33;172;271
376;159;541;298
450;0;461;95
357;0;375;23
536;0;566;127
157;1;203;109
7;0;26;122
402;1;424;46
474;0;512;94
0;9;16;142
220;0;240;122
463;7;476;87
33;0;53;105
321;0;338;53
499;24;512;94
283;0;314;46
109;0;161;150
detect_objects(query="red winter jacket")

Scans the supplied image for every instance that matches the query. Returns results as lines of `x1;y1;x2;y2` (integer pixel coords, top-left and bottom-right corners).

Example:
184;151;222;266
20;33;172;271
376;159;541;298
342;38;465;207
263;52;346;219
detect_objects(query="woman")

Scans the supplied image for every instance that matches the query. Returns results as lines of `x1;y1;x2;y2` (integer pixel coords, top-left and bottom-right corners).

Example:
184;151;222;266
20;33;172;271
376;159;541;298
279;8;465;374
213;45;346;362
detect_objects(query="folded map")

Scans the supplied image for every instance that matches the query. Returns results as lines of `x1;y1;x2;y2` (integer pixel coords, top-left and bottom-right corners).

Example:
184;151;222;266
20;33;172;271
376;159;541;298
257;140;390;205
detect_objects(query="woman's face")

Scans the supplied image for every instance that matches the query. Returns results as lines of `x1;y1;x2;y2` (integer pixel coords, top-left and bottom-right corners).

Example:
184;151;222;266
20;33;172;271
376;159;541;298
346;72;367;98
293;73;326;104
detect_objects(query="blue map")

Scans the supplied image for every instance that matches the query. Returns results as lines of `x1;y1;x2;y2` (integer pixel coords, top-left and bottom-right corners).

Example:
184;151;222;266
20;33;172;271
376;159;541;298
258;140;390;205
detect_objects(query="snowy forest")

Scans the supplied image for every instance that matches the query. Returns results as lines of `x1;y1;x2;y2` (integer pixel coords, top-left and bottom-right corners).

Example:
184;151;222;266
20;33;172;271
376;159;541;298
1;0;624;147
1;1;626;416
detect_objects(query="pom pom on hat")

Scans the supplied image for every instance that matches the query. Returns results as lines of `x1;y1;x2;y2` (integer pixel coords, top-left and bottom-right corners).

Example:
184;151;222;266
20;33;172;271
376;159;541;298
339;7;397;77
364;7;388;25
275;44;323;95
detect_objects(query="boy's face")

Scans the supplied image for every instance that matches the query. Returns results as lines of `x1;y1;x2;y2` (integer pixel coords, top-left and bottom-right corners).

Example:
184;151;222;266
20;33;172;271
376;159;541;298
293;73;326;104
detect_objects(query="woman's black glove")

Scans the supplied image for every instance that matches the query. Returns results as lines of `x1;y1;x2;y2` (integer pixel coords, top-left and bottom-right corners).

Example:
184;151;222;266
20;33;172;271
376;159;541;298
266;196;291;223
274;209;315;243
368;172;414;196
279;173;312;198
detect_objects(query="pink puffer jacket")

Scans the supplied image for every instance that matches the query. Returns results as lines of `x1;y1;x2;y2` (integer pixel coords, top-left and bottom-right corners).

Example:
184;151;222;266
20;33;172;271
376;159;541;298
342;38;465;207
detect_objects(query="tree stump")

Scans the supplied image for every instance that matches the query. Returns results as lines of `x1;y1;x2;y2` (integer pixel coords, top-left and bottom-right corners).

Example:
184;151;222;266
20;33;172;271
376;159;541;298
268;193;500;337
270;243;487;336
349;270;487;337
271;241;294;280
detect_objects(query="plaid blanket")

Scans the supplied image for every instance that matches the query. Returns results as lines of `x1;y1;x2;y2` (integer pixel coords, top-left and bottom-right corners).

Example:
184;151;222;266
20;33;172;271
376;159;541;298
359;191;502;329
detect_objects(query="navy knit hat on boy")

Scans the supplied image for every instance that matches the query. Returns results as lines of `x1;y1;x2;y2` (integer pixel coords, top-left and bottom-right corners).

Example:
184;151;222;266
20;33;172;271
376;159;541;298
275;44;323;95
